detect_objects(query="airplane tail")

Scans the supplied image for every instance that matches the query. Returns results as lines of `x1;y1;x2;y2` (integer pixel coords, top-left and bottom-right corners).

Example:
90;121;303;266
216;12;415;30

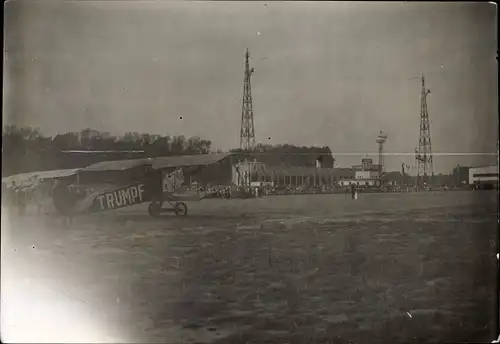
75;188;111;214
53;184;120;216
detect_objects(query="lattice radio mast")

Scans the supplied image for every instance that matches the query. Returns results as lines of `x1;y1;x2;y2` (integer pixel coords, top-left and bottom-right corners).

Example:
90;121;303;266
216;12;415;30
240;48;255;150
415;75;434;187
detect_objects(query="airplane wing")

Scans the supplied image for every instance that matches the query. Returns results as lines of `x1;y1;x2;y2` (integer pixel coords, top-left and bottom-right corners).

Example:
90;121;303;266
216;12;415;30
2;169;80;187
3;154;232;186
80;153;231;172
80;158;153;172
152;153;231;170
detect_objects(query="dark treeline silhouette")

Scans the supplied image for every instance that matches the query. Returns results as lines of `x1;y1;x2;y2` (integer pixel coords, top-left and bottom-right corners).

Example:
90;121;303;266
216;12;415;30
230;143;335;168
3;126;336;178
2;126;212;177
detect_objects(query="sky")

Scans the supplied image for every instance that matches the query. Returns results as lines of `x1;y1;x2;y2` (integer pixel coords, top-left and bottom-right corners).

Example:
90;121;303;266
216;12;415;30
3;1;498;173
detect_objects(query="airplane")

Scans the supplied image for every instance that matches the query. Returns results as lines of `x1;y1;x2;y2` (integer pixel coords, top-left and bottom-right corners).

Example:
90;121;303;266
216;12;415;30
44;152;232;218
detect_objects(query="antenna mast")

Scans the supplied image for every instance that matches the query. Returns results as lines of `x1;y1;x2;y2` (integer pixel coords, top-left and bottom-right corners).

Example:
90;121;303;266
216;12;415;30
240;48;256;150
415;75;434;187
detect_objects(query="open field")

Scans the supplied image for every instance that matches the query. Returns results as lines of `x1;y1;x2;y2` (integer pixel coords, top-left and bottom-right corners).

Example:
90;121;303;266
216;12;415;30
2;191;498;343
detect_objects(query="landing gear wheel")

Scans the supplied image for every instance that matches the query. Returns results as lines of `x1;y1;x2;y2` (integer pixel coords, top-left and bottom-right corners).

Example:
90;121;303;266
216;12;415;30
148;202;162;218
174;202;188;216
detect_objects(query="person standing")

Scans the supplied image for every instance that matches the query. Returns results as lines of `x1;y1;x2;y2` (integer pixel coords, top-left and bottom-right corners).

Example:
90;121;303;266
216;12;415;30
350;183;356;200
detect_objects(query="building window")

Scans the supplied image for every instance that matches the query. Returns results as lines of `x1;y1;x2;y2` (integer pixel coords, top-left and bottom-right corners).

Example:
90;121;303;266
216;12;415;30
473;173;498;178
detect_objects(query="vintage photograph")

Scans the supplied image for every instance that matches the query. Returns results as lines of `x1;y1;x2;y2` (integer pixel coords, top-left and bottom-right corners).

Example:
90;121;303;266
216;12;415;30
2;1;498;343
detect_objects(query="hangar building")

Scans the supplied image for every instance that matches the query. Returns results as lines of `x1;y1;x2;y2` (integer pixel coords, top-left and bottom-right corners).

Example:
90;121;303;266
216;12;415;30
231;160;339;188
468;165;498;188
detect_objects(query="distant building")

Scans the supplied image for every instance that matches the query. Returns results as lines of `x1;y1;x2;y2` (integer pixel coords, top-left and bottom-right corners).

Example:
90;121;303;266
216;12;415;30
335;168;355;184
190;156;411;189
382;171;404;187
76;129;101;143
231;159;337;188
452;165;470;185
100;132;112;139
339;158;381;187
430;173;454;187
232;160;266;186
468;165;498;188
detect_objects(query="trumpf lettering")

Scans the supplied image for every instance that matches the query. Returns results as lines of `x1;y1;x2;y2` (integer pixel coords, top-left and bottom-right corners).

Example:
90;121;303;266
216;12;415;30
97;195;106;210
138;184;145;202
121;188;132;205
106;193;115;209
95;184;147;211
130;186;138;202
114;191;122;207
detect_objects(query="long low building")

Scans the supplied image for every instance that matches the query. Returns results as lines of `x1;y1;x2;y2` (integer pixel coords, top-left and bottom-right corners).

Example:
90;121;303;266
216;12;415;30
225;159;359;188
232;161;338;187
468;165;498;188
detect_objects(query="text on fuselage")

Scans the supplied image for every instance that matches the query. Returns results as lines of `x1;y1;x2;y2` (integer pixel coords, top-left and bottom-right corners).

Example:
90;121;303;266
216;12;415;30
96;184;145;210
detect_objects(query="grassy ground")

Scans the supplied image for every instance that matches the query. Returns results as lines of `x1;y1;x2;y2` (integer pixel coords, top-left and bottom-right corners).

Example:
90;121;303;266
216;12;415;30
2;191;498;343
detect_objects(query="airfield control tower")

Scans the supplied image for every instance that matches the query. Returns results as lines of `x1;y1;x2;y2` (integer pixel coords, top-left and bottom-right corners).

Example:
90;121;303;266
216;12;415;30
376;130;387;175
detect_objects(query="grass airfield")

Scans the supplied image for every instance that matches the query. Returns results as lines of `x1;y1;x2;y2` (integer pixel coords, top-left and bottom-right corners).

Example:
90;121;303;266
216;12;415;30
2;191;498;343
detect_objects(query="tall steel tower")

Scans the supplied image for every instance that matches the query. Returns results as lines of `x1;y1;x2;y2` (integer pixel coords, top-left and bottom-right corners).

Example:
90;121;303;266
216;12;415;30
415;74;434;186
240;48;255;150
376;130;388;174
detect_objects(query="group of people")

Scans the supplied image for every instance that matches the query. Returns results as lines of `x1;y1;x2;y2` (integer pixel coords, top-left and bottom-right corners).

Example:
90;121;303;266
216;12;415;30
2;176;55;216
189;184;263;199
203;185;233;199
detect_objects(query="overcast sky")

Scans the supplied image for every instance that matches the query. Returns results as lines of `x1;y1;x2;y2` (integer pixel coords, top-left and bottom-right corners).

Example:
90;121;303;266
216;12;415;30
3;1;498;173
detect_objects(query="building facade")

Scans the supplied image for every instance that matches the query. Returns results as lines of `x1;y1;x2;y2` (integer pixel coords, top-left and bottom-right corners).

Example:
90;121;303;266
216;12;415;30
339;158;382;187
468;165;498;188
231;159;338;188
452;165;470;186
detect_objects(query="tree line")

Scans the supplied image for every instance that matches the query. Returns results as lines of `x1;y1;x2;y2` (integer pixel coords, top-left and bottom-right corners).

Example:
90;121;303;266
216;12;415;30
2;126;335;177
3;126;212;154
2;126;213;176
